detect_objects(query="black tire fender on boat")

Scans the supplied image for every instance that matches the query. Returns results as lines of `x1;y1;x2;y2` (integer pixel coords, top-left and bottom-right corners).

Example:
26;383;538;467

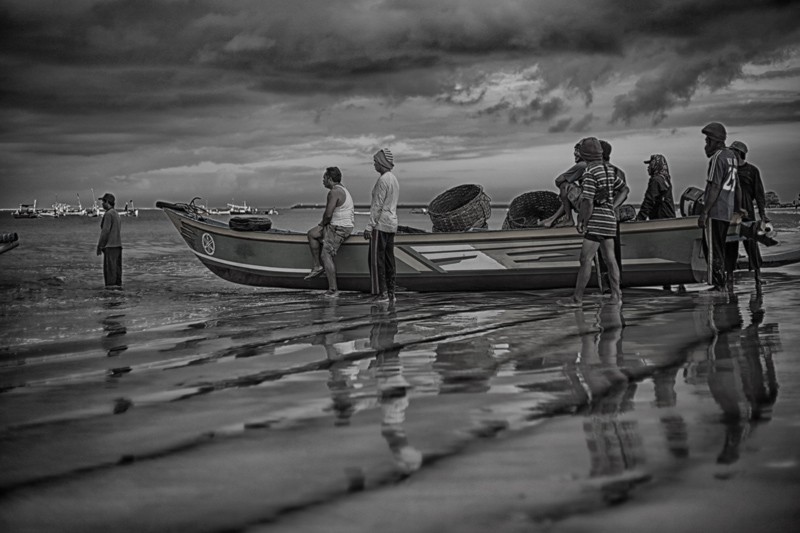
229;216;273;232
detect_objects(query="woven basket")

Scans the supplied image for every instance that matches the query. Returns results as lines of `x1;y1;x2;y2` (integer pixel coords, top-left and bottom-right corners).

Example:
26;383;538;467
502;191;562;229
428;184;492;232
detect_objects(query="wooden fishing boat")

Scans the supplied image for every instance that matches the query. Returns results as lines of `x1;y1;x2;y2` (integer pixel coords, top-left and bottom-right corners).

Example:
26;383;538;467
157;198;727;292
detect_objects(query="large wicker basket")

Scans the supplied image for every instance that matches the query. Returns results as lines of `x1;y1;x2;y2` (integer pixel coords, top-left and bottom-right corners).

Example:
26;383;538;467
427;184;492;232
501;191;562;229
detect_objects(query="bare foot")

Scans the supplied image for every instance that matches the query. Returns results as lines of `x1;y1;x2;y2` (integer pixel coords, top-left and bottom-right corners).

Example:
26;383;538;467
557;298;582;308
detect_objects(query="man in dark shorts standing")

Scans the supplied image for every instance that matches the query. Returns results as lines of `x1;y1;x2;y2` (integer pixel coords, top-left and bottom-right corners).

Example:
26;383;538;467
558;137;628;307
698;122;737;292
305;167;355;298
96;192;122;289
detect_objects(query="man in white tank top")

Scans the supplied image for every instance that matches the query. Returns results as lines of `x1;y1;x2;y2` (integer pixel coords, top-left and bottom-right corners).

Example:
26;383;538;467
305;167;355;298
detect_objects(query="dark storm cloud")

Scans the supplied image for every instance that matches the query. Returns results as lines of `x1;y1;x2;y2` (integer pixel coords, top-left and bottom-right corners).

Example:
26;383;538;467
1;0;799;164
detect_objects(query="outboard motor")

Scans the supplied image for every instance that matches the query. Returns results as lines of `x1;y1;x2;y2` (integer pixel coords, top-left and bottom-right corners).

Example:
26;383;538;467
679;187;705;217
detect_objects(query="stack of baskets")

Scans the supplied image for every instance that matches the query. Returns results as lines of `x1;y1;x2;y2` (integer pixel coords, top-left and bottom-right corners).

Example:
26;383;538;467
427;184;492;232
502;191;562;229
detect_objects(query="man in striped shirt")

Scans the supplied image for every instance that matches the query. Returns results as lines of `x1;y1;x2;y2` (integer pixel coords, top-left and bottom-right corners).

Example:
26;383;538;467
558;137;628;307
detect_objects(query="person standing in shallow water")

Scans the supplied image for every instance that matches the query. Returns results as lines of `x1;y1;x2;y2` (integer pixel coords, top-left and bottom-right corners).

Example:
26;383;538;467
726;140;769;287
558;137;627;307
364;148;399;304
698;122;737;292
96;192;122;289
635;154;684;292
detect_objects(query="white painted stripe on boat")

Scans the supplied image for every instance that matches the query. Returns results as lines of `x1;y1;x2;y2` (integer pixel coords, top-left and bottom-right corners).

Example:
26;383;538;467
411;240;580;253
394;248;432;272
191;249;308;273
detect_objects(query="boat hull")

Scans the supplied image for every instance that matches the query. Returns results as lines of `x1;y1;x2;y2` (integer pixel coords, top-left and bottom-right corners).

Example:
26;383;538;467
161;206;708;292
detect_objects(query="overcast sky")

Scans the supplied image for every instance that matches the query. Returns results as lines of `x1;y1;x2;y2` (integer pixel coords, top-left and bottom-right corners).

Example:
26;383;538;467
2;0;799;209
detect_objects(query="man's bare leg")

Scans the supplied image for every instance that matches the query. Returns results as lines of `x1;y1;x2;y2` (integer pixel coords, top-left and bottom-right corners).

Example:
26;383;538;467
599;238;622;304
321;250;339;295
558;239;599;306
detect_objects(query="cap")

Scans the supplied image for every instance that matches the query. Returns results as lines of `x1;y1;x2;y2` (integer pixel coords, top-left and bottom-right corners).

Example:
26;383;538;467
98;193;115;204
701;122;727;142
729;140;748;155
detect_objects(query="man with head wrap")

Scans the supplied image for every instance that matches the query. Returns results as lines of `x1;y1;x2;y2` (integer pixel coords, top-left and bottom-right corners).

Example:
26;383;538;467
727;140;768;286
558;137;628;307
364;148;400;303
699;122;738;292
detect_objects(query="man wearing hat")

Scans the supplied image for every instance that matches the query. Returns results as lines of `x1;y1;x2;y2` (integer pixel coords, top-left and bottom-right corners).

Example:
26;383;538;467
728;140;769;286
558;137;628;307
96;192;122;289
699;122;738;291
364;148;399;303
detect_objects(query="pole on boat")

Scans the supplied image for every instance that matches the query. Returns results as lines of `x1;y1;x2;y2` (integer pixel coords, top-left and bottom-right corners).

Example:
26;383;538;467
705;221;713;285
594;252;604;293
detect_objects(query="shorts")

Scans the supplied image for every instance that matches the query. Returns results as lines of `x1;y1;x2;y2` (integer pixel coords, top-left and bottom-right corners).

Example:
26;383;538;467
584;233;614;243
322;225;353;256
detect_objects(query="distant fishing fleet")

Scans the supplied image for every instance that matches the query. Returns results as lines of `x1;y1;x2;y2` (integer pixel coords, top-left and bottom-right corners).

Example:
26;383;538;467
11;190;139;219
10;193;280;219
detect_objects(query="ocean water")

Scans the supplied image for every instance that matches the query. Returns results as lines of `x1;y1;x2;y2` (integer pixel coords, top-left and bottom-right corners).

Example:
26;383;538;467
1;207;799;532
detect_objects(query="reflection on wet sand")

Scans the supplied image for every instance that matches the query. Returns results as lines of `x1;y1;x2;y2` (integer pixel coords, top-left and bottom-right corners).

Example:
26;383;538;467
674;290;781;473
702;293;779;466
573;303;646;494
370;306;423;475
315;303;422;475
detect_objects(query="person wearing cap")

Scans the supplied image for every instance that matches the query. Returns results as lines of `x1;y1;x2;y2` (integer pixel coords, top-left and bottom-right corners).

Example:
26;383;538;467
364;148;399;303
304;166;355;298
699;121;738;291
95;192;122;289
635;154;684;292
558;137;628;307
728;140;769;286
636;154;676;221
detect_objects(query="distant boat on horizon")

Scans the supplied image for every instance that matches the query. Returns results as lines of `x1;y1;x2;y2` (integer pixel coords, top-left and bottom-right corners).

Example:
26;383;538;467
228;200;258;215
12;200;39;219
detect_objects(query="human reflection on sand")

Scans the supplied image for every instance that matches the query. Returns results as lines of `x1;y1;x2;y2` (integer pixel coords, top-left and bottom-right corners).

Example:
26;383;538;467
315;302;422;476
100;300;128;357
369;305;423;475
572;302;646;489
700;292;779;466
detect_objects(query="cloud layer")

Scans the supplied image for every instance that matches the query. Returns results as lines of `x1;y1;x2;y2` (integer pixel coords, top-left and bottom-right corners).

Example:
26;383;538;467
2;0;799;204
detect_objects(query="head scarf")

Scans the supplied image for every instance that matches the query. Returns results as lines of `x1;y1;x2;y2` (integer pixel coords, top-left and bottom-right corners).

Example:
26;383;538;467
599;140;612;162
645;154;670;183
373;148;394;170
577;137;603;162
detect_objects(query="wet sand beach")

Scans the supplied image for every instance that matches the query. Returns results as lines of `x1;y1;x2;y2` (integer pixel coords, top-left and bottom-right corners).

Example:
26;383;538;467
1;209;799;532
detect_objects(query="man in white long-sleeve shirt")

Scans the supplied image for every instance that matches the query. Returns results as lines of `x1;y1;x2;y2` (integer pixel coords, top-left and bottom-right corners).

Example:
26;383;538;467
364;148;399;303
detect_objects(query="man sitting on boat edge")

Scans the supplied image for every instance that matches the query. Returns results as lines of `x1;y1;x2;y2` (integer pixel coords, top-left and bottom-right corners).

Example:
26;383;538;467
304;167;355;298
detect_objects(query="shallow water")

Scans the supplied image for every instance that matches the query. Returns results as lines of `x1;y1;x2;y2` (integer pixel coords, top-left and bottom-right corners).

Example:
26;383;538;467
1;208;799;532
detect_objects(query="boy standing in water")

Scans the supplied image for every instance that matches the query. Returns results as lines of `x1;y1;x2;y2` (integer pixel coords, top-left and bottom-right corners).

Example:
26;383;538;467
96;192;122;289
